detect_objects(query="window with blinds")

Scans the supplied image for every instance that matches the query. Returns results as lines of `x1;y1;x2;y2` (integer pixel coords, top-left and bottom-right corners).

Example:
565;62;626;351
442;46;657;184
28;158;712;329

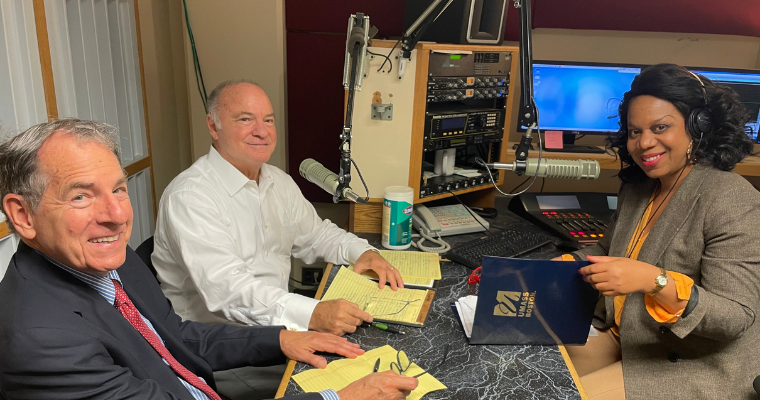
44;0;147;166
0;0;47;134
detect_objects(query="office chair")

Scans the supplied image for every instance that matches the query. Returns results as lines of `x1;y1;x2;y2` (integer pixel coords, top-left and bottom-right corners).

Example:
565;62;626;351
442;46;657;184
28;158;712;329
135;236;159;284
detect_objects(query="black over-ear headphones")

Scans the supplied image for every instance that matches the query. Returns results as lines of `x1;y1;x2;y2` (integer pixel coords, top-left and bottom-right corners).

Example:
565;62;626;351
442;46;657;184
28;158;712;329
685;69;714;138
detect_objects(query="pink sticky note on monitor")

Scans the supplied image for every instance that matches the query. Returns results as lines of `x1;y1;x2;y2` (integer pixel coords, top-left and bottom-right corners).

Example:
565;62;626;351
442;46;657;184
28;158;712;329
544;131;564;149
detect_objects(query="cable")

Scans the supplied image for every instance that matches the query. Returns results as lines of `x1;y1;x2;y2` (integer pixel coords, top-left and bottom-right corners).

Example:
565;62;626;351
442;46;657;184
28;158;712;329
367;50;392;73
377;39;401;73
474;124;540;197
350;157;370;203
539;177;546;193
183;0;208;112
411;231;451;253
508;177;531;193
475;97;544;197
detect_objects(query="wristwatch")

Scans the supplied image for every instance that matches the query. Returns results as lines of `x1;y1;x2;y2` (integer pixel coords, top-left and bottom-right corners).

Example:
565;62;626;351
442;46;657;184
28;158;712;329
649;267;668;295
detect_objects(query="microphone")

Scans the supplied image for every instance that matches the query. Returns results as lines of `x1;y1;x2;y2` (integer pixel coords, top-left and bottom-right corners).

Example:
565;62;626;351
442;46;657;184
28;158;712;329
486;159;601;180
299;158;364;203
754;375;760;394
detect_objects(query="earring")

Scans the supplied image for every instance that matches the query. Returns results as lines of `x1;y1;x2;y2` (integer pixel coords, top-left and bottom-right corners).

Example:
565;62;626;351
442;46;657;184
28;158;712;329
686;141;694;164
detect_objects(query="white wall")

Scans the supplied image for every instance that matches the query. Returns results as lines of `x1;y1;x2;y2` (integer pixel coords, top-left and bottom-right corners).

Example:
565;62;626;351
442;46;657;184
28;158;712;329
182;0;289;170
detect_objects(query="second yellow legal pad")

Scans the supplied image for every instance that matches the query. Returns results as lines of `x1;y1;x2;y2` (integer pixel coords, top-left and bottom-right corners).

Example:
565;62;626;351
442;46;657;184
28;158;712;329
350;250;441;288
292;345;447;400
321;267;435;326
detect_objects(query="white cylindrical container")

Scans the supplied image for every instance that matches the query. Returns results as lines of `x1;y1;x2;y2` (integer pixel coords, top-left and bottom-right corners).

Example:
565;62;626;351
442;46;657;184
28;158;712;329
381;186;414;250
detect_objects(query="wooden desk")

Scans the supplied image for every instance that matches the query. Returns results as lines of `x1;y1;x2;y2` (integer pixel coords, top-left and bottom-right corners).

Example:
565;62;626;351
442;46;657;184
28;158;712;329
504;142;760;177
276;210;588;399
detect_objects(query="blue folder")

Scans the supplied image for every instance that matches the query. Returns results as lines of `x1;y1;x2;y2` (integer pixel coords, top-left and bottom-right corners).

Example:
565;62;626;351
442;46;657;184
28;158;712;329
468;256;599;345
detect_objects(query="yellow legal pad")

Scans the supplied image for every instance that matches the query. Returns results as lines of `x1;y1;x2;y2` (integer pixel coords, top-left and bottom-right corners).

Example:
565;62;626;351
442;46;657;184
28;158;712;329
351;250;441;288
292;345;447;400
322;267;434;326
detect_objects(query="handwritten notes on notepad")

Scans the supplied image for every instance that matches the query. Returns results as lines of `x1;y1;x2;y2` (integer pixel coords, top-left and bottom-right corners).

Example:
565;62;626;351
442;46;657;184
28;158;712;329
322;267;433;326
352;250;441;288
292;345;446;400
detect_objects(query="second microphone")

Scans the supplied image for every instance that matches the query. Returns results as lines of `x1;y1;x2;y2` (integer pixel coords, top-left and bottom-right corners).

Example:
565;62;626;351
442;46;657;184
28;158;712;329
486;159;601;180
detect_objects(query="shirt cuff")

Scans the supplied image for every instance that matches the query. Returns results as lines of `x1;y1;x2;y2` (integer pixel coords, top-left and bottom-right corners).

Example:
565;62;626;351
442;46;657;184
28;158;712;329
347;241;375;265
644;271;694;323
278;293;320;331
319;389;340;400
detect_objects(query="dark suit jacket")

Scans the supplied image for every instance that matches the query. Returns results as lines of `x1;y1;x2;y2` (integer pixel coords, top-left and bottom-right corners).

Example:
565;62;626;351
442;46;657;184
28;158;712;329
0;242;320;400
574;165;760;399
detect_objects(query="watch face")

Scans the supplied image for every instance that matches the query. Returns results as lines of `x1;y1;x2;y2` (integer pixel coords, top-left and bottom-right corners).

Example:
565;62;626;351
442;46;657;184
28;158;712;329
656;275;668;286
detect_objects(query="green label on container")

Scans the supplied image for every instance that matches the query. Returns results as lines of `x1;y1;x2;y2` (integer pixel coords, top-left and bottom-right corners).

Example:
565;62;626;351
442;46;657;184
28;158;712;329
383;198;412;246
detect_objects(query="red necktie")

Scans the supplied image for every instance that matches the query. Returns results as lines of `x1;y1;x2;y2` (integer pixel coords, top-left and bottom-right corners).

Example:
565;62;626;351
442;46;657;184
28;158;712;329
112;280;222;400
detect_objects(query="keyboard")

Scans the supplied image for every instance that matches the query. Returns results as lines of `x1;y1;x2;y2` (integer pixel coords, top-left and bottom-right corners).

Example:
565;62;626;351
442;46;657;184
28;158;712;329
446;226;556;269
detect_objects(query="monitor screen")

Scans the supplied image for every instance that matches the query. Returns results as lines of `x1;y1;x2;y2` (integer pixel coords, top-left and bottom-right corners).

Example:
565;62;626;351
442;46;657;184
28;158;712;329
690;68;760;142
526;61;641;134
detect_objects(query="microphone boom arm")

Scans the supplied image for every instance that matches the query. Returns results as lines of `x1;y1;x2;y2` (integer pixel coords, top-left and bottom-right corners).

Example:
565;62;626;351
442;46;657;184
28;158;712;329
400;0;453;61
337;13;370;204
514;0;536;163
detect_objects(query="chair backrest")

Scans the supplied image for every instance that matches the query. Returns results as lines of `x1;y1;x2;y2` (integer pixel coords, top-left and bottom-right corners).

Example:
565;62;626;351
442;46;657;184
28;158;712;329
135;236;159;284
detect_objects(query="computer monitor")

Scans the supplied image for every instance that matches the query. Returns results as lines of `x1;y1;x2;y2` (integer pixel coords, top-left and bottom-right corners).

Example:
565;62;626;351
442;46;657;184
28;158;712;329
689;67;760;142
526;61;642;153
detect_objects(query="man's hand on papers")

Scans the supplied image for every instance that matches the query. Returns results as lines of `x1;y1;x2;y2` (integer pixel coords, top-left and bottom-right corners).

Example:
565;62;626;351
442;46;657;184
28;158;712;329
279;330;364;368
354;250;405;290
337;370;418;400
309;299;373;335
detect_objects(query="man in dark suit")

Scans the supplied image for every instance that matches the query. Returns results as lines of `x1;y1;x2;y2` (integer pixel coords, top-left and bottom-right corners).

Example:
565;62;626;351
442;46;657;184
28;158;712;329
0;119;417;400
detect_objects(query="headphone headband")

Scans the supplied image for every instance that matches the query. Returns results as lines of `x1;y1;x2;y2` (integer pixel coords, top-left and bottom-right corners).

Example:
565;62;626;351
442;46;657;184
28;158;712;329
686;69;708;106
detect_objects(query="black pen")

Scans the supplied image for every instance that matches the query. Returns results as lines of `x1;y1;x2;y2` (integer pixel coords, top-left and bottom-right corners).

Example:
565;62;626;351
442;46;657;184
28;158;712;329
373;358;381;373
363;321;406;335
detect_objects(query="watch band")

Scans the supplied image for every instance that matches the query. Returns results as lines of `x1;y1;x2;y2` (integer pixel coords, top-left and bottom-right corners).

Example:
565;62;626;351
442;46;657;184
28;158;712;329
648;267;668;295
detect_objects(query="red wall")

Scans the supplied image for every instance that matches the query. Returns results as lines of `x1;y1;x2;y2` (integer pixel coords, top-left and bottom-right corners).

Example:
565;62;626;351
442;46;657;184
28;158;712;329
286;0;760;201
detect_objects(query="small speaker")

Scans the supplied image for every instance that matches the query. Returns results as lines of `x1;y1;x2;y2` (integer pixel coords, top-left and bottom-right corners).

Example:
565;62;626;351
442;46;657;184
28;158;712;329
403;0;509;45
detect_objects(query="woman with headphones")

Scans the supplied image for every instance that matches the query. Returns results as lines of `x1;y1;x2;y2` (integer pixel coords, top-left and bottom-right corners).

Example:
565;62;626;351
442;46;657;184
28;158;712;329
562;63;760;399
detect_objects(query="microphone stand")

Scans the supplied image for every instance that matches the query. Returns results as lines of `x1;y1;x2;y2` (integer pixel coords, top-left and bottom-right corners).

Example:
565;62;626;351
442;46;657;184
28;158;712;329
513;0;537;175
338;13;370;203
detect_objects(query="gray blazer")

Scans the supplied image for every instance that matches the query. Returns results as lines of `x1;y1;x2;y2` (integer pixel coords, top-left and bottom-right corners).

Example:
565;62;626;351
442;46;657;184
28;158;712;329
574;164;760;399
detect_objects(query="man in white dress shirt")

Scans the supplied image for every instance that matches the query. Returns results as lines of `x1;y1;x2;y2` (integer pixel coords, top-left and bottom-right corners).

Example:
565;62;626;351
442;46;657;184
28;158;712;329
152;81;403;336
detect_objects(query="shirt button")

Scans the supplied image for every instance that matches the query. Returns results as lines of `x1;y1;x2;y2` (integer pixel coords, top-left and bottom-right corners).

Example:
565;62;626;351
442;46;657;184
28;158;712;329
265;224;268;229
659;326;670;334
289;326;298;331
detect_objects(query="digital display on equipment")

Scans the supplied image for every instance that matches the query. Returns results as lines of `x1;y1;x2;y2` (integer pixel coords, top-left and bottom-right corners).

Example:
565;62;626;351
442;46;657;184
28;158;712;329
536;195;582;210
691;68;760;141
527;62;641;134
442;117;466;130
450;54;462;60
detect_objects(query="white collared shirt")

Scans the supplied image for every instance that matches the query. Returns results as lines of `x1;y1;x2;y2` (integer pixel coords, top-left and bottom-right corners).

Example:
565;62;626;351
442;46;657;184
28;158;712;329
152;146;374;330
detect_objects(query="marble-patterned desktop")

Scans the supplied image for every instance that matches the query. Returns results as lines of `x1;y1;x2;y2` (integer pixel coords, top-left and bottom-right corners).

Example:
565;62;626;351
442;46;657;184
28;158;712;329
283;205;584;399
